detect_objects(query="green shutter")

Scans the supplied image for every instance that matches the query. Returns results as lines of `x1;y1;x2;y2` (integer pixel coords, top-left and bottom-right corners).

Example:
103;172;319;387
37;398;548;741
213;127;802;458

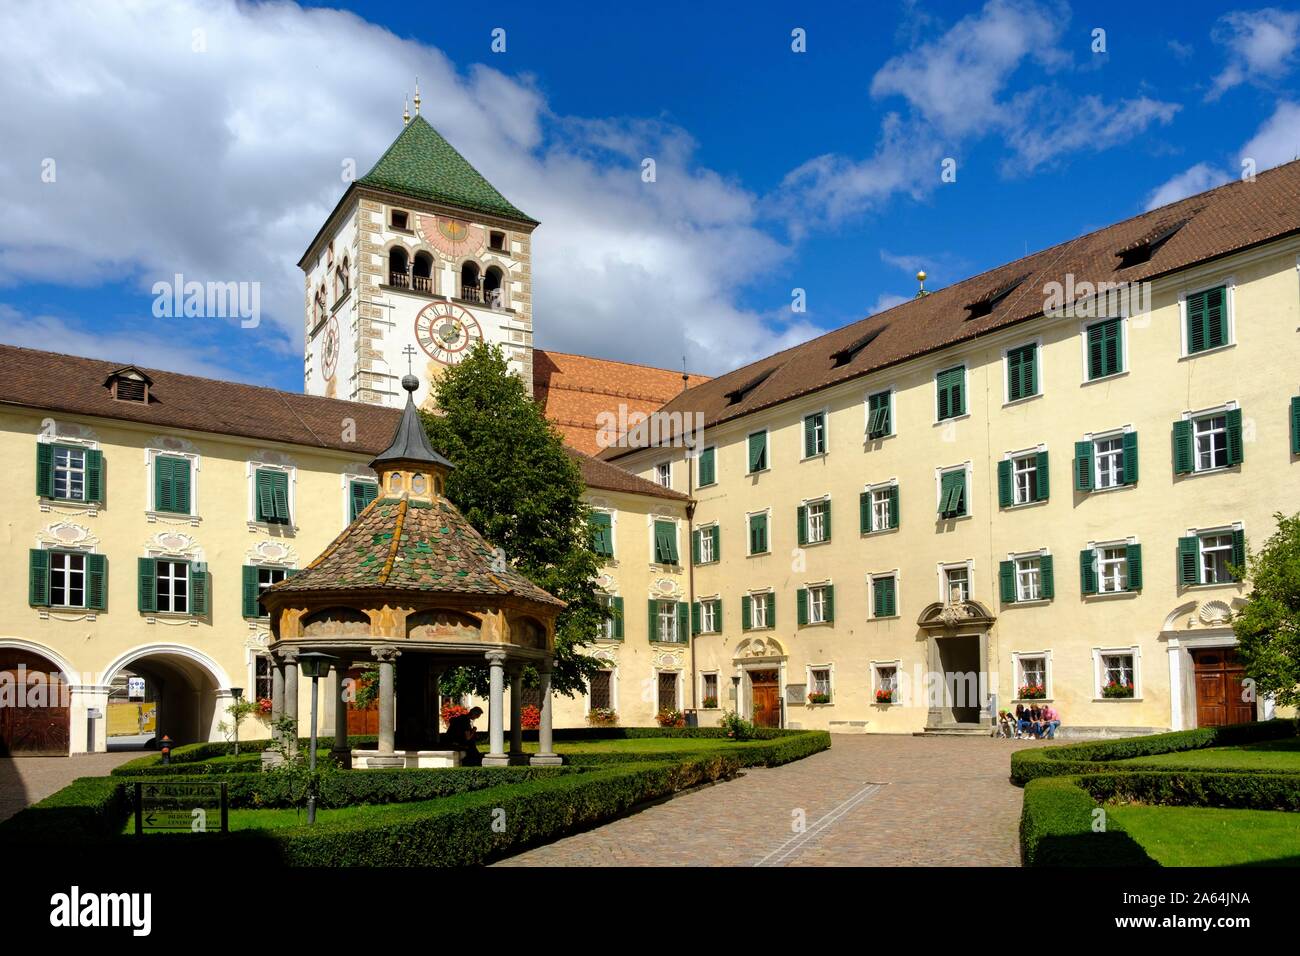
86;553;106;611
768;592;776;625
872;577;886;617
1087;318;1121;378
1231;530;1246;581
84;449;104;504
803;415;816;458
648;600;658;642
1079;549;1097;595
1225;408;1243;466
747;432;766;472
1172;420;1194;474
939;470;966;517
710;525;720;561
155;455;191;514
1178;536;1199;586
591;512;613;557
937;366;964;419
612;596;624;638
36;443;54;498
1121;431;1139;485
1074;441;1094;491
1126;543;1143;591
138;557;157;613
677;602;690;642
714;599;722;632
1187;289;1207;354
742;595;752;631
868;391;891;438
242;565;261;617
351;480;378;521
797;505;808;546
1291;397;1300;456
796;588;808;626
691;601;701;636
1188;286;1226;354
997;460;1012;507
999;560;1016;603
859;491;870;533
1008;344;1036;401
1035;451;1050;501
28;549;50;607
256;470;274;522
887;484;899;528
698;447;716;486
824;585;835;623
1040;554;1055;600
190;564;208;616
823;500;832;539
692;528;702;565
271;472;289;522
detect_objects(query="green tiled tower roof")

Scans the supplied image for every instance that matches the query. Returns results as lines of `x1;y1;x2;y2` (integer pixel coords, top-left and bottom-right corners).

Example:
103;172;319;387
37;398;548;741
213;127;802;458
267;496;563;607
357;115;536;224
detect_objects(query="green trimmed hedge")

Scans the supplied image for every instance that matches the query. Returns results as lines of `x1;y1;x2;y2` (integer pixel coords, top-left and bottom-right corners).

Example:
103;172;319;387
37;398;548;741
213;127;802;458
561;731;830;769
112;735;380;775
1010;719;1297;785
1078;770;1300;811
0;776;127;840
1020;776;1156;867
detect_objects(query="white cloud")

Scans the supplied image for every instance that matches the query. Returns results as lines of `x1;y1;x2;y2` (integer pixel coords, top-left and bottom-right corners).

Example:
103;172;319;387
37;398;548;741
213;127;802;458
1241;100;1300;168
867;292;911;315
1007;94;1180;173
1144;163;1232;211
0;0;791;375
1208;8;1300;100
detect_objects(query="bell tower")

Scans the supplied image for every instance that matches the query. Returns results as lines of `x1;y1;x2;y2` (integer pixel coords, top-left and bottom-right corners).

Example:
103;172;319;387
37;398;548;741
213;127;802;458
299;97;539;409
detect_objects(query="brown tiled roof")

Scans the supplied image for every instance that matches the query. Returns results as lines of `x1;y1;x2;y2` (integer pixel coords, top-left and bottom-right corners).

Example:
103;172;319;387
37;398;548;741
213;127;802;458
534;349;710;455
266;495;564;607
0;342;681;501
602;158;1300;459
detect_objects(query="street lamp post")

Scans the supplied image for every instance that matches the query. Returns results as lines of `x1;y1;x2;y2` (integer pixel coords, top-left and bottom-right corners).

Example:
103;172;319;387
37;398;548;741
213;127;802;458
230;686;244;756
296;653;336;825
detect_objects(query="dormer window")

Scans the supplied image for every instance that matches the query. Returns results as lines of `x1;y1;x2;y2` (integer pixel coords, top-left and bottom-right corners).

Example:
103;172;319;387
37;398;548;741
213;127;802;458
964;274;1028;320
830;326;886;368
724;369;775;407
489;230;507;251
104;367;152;404
1117;217;1191;268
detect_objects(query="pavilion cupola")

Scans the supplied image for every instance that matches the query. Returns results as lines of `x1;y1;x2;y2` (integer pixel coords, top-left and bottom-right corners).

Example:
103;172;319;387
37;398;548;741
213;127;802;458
369;374;454;504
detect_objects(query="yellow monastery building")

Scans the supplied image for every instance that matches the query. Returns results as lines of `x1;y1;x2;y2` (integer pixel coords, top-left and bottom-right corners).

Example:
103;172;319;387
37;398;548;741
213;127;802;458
2;116;1297;754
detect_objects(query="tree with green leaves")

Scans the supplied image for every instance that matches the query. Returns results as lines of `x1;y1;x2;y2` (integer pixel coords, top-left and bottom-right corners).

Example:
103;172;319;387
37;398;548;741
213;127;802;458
421;343;606;698
1234;512;1300;710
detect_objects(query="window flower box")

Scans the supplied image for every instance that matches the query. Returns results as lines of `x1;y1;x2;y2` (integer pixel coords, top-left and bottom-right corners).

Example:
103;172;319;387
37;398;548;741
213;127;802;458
874;688;895;704
702;696;718;709
656;707;686;728
1102;680;1135;699
807;692;832;705
586;707;618;726
1018;683;1046;700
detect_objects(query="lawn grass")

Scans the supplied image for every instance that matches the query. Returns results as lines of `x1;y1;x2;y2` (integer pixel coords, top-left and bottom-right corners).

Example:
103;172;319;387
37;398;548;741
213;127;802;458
1105;804;1300;866
1118;737;1300;771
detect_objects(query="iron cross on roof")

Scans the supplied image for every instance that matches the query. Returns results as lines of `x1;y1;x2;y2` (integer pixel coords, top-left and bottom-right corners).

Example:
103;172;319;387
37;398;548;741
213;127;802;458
402;344;417;374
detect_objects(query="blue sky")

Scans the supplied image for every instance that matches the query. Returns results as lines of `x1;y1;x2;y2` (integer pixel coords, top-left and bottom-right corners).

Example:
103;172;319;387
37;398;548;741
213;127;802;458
1;0;1297;388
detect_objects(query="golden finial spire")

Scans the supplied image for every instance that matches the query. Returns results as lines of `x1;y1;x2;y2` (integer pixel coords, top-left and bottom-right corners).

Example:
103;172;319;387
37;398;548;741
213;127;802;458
915;270;929;298
413;77;421;116
403;96;410;126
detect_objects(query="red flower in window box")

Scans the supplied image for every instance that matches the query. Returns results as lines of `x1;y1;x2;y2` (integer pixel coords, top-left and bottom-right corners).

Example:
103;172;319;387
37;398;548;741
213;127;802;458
1018;683;1047;700
875;688;894;704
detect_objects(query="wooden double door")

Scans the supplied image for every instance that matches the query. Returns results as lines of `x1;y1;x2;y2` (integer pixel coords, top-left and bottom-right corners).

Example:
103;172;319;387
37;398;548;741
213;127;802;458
1194;648;1255;727
750;671;781;728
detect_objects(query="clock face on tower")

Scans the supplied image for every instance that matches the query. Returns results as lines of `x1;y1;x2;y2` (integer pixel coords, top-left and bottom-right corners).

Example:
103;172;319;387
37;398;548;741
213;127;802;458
417;214;485;258
414;302;484;365
319;315;340;381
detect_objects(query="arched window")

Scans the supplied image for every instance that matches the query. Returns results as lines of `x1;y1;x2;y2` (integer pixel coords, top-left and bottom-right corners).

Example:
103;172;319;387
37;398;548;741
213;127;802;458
484;265;505;309
460;261;481;302
339;256;351;296
413;251;434;294
388;247;409;288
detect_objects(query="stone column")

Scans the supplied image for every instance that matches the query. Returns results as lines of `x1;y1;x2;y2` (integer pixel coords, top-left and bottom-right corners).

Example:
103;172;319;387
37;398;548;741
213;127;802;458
531;663;561;766
270;655;285;743
978;631;991;724
483;651;508;767
374;645;400;755
282;648;299;753
332;661;351;767
508;667;525;763
430;668;443;748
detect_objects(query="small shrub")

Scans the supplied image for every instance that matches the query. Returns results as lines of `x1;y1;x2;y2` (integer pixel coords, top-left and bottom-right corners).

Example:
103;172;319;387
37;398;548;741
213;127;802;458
718;710;756;742
655;708;686;728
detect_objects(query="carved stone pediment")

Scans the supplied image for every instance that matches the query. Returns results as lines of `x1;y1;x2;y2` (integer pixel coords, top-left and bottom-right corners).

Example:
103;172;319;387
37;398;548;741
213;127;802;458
917;600;996;631
733;636;786;661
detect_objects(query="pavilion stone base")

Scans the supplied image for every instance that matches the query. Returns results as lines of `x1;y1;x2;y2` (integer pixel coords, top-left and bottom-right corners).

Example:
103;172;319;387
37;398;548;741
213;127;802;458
529;753;562;766
350;749;461;769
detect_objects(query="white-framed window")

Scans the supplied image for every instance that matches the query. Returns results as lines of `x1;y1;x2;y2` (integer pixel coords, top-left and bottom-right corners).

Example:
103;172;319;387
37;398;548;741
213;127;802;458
53;445;86;501
1094;647;1140;699
1014;652;1051;700
701;672;720;708
49;551;86;608
869;571;899;618
1095;435;1124;489
1003;339;1042;404
1200;532;1235;584
658;600;679;643
751;591;771;629
248;461;296;527
597;593;616;640
936;462;971;518
148;449;199;518
697;524;715;564
808;665;833;703
1081;315;1127;381
1179;277;1235;357
254;654;274;703
1012;454;1038;505
802;410;828;458
654;461;672;488
1015;555;1042;602
1098;546;1129;594
872;661;900;703
807;584;829;624
940;562;971;603
871;486;892;531
699;598;718;634
156;559;189;614
588;668;615;712
806;498;828;544
1193;413;1228;472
